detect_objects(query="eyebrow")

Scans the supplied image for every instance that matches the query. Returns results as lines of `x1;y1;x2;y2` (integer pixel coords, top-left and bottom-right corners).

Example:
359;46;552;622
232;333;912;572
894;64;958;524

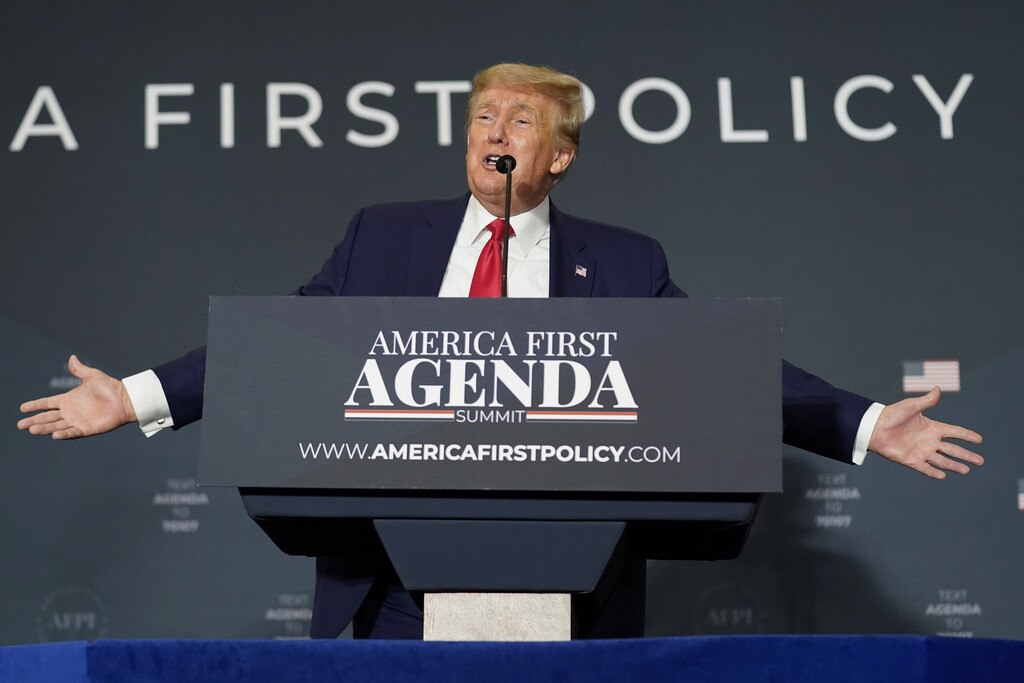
476;99;540;118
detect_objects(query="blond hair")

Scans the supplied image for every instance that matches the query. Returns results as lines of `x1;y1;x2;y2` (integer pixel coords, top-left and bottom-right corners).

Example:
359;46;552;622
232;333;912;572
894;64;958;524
466;63;584;156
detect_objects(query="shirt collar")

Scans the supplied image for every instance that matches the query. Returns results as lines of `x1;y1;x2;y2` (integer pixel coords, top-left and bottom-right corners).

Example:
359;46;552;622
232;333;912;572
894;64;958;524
459;194;550;258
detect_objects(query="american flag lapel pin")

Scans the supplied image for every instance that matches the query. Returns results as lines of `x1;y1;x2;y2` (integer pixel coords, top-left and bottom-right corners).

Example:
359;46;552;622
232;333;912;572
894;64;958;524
575;264;588;278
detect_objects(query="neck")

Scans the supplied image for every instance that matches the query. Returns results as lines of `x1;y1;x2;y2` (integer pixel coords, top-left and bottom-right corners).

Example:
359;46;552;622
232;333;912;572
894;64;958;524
475;192;546;219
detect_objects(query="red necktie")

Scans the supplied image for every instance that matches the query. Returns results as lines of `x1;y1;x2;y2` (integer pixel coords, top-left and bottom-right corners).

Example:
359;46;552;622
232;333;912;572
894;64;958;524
469;218;514;297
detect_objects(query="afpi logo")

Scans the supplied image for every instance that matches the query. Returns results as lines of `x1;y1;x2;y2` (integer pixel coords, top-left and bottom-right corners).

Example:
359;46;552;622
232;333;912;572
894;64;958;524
344;329;638;424
692;581;769;635
35;586;109;642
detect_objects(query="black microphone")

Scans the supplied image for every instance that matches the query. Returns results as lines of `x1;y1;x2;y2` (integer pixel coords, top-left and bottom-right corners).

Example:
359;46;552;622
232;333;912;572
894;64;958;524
495;155;516;174
496;155;516;297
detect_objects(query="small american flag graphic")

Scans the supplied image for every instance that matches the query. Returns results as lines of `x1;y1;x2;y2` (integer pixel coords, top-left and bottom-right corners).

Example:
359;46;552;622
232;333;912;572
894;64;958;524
903;360;960;393
575;264;587;277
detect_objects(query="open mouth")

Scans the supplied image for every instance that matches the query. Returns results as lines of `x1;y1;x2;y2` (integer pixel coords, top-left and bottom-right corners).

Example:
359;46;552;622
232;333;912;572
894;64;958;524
484;154;500;168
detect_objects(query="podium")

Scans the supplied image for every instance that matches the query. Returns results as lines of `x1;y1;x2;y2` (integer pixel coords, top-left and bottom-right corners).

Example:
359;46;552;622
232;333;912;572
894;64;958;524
200;296;782;639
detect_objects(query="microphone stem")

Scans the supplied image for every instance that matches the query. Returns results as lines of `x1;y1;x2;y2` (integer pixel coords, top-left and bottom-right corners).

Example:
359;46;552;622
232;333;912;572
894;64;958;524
501;170;512;298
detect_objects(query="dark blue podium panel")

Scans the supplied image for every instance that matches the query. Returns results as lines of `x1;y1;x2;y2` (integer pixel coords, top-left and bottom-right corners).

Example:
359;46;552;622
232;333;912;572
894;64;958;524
200;297;781;493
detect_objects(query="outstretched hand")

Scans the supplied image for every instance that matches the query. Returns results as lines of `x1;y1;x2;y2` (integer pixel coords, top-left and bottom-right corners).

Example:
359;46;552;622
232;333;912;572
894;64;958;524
17;355;137;440
868;387;983;479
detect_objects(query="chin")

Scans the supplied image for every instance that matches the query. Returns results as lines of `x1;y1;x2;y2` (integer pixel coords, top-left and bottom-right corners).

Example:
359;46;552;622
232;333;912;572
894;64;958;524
471;180;504;200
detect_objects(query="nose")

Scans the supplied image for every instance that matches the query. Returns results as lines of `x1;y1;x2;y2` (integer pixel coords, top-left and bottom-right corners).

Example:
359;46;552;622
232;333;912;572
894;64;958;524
487;119;506;144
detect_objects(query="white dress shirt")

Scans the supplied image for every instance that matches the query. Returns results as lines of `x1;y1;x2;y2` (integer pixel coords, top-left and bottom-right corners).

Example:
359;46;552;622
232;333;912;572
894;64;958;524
438;195;550;298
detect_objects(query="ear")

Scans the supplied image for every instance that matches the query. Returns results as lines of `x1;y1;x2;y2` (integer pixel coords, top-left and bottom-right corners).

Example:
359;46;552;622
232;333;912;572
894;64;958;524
549;147;576;176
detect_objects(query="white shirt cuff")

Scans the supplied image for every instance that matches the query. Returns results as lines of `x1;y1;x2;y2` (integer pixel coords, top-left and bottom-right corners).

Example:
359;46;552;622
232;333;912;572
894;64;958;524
121;369;174;437
852;402;886;465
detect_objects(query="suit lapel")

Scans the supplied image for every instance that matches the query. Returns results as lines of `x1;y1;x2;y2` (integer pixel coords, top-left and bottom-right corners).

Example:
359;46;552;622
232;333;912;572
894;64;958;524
404;195;595;297
549;203;595;298
406;194;470;295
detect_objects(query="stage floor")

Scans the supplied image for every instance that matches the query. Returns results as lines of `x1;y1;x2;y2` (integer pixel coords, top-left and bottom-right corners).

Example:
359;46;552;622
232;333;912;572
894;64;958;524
3;635;1023;683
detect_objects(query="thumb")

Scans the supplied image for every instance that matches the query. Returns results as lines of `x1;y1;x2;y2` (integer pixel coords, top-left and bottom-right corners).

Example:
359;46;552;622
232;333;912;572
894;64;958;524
924;385;942;408
67;354;92;379
909;386;941;412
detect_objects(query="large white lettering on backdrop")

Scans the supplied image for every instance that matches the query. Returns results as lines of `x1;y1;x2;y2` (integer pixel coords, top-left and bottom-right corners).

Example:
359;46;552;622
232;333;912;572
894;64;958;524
8;74;973;150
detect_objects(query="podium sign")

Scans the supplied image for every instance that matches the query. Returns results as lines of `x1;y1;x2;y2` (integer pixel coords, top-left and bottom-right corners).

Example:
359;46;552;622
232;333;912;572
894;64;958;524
200;297;781;494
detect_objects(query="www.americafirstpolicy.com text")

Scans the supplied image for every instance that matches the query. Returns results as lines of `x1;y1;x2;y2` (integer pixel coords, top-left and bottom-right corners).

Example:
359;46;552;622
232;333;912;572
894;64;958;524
299;442;682;464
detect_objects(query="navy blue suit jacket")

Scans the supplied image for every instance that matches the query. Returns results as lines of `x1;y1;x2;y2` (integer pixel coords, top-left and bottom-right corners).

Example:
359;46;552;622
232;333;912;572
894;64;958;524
155;193;872;460
153;194;873;637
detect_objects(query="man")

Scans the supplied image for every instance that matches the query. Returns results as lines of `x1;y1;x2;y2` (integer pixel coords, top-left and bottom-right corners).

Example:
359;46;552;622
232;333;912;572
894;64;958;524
18;63;983;638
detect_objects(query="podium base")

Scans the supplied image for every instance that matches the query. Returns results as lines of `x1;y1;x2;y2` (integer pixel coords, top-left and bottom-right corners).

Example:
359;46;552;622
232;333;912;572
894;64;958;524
423;593;571;641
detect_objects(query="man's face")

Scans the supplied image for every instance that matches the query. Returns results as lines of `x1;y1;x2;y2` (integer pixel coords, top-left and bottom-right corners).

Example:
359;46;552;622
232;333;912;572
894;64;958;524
465;86;575;217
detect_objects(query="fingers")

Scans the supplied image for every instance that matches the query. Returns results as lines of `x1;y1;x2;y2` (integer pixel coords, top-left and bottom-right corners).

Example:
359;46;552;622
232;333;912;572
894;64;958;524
52;426;83;440
17;411;65;431
913;460;947;480
933;421;983;444
23;416;69;436
17;411;62;429
20;396;61;413
938;441;984;466
17;411;85;439
927;453;971;476
908;447;979;479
